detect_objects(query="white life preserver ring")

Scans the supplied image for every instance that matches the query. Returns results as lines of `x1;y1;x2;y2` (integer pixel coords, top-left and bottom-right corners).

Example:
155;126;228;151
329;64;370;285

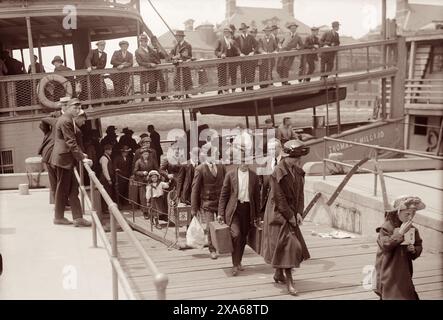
37;74;73;109
427;130;439;150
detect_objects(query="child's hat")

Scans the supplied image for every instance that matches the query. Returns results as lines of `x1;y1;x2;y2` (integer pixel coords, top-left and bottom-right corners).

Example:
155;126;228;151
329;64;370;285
391;195;425;211
148;170;160;177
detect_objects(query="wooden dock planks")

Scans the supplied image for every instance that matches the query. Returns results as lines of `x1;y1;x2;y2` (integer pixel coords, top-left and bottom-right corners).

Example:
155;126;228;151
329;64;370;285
115;221;443;300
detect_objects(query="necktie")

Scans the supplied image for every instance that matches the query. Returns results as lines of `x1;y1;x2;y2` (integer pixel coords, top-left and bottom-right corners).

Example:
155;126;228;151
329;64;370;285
274;158;278;166
210;164;217;177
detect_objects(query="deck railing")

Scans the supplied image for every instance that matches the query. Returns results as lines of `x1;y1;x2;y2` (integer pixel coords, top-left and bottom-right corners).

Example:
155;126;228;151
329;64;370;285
322;136;443;209
0;0;140;10
404;78;443;104
0;39;398;119
73;161;168;300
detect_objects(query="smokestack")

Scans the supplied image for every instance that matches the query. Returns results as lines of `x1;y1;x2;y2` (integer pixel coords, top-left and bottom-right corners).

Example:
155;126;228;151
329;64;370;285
282;0;294;18
226;0;236;19
184;19;195;31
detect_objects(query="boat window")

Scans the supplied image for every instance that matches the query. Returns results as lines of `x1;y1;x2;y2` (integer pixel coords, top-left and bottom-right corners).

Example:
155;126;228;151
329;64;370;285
413;116;428;136
0;150;14;174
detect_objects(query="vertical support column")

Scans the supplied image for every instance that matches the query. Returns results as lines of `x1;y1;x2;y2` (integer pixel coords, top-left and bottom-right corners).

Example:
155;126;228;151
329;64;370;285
436;118;443;156
390;37;406;121
79;163;85;217
254;100;259;128
110;204;118;300
373;150;378;196
90;174;97;248
245;116;250;129
181;109;187;131
26;17;36;74
62;44;67;67
381;0;387;120
408;41;416;79
335;84;341;134
269;97;275;126
37;35;43;71
404;114;410;150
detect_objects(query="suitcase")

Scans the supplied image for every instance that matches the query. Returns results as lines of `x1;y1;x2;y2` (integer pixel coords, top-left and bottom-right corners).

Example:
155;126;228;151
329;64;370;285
247;223;263;255
209;221;233;254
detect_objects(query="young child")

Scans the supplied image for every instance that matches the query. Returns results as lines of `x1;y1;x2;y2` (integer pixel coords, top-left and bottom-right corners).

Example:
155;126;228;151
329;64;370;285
146;170;169;229
374;195;425;300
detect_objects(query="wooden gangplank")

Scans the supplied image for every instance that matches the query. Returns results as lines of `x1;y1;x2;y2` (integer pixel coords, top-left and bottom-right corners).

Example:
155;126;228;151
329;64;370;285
115;221;443;300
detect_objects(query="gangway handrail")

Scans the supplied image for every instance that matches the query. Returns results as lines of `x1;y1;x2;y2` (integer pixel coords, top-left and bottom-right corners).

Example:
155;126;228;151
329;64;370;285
74;161;168;300
323;136;443;161
322;137;443;205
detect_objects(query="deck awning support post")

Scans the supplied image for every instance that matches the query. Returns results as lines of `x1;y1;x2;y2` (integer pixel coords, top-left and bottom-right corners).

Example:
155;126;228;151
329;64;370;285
245;116;250;129
436;118;443;156
381;0;387;119
269;97;275;127
335;80;341;134
62;44;67;67
254;100;259;128
181;109;187;131
26;17;36;74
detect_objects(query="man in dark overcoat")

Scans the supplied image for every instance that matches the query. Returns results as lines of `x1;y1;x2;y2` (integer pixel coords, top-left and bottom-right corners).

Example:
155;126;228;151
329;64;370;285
170;30;193;98
214;28;241;94
191;145;226;259
277;23;304;85
135;34;167;101
110;40;133;100
85;40;107;101
300;27;320;82
320;21;341;79
50;98;91;227
236;23;259;91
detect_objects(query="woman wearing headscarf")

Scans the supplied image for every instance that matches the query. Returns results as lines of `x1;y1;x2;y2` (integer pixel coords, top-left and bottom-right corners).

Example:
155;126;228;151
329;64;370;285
262;140;310;296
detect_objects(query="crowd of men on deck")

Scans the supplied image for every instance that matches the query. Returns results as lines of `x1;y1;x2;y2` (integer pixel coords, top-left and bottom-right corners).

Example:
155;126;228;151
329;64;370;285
1;21;341;103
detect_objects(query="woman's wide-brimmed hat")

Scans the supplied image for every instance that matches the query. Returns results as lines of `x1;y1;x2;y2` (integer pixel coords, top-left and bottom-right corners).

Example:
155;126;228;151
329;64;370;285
283;140;310;158
148;170;160;177
120;145;132;152
391;195;426;211
51;55;64;64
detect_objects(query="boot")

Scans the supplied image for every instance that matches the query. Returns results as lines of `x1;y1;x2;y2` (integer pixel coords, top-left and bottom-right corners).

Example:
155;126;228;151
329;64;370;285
285;268;297;296
154;217;162;229
273;268;286;284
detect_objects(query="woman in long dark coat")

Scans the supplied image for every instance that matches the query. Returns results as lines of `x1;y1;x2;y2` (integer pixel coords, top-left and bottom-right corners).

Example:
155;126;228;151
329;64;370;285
262;140;310;295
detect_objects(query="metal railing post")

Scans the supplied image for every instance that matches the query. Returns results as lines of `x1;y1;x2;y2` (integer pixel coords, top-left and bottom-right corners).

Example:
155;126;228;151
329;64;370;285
323;138;326;180
373;150;378;196
154;273;169;300
89;171;98;248
79;162;85;216
110;203;119;300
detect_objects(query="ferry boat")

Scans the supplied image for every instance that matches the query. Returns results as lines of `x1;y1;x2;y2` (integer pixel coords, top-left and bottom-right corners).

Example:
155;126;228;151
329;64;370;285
1;0;440;177
0;0;442;302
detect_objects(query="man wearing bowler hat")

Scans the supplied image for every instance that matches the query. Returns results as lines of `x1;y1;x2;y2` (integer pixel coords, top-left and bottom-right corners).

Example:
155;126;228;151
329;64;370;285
135;33;168;101
300;26;320;82
236;23;259;91
119;127;138;153
85;40;108;101
110;40;134;101
320;21;341;79
170;30;193;99
277;23;304;85
215;27;241;94
258;26;279;87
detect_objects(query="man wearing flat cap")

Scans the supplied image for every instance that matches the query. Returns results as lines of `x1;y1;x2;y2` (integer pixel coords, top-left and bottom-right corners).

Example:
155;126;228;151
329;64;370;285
258;26;279;88
215;27;241;94
170;30;193;98
51;55;75;101
320;21;341;79
111;40;134;101
277;23;304;85
300;27;320;82
236;23;259;91
50;98;92;227
85;40;107;101
135;34;167;101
